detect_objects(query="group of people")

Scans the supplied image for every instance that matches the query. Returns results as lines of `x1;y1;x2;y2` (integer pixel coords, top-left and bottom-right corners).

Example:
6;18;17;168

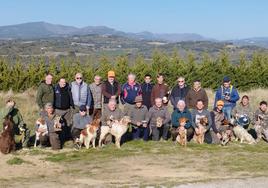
1;70;268;150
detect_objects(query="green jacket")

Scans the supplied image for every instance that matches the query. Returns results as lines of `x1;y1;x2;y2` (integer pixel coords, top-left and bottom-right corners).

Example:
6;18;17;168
36;81;54;109
0;106;24;134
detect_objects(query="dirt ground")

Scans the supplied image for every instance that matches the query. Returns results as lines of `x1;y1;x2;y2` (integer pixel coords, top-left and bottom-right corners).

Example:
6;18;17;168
1;144;268;188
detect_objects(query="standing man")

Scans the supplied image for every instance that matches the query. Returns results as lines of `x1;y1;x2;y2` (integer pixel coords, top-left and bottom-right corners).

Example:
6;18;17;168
71;73;92;114
36;73;54;114
151;73;169;106
121;73;141;115
54;78;74;127
214;76;240;120
170;76;190;109
102;70;121;106
89;75;102;119
141;74;154;110
185;80;208;110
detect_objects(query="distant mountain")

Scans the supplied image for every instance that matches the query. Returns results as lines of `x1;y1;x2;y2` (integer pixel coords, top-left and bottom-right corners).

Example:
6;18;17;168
230;37;268;48
0;21;209;42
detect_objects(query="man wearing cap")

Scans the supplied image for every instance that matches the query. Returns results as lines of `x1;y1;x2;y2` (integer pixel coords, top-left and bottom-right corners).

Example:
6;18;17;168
89;75;102;118
71;105;92;148
121;73;142;115
128;96;149;141
210;100;230;144
214;76;240;120
102;70;121;106
170;76;190;109
71;72;92;114
185;80;208;110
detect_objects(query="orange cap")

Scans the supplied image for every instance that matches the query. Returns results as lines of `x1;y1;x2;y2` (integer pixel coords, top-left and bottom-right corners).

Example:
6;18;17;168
216;100;224;106
108;70;115;77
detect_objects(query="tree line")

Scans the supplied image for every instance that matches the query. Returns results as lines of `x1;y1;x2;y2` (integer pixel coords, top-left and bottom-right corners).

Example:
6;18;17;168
1;49;268;92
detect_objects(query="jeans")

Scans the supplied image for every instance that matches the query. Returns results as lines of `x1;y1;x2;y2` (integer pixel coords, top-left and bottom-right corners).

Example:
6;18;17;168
223;106;233;120
132;126;150;141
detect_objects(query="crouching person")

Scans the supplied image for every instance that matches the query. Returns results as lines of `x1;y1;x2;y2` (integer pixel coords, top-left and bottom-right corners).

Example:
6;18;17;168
210;100;232;144
146;98;171;141
253;101;268;142
37;103;64;150
71;105;92;149
1;98;30;148
191;99;212;144
171;100;194;141
128;96;149;141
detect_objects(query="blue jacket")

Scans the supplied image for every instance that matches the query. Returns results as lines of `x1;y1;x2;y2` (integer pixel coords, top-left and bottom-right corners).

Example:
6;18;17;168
121;82;141;104
214;85;239;108
71;81;92;108
171;108;192;129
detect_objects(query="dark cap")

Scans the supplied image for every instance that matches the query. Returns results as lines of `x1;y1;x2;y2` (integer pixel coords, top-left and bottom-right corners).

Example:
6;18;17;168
79;105;87;112
223;76;231;82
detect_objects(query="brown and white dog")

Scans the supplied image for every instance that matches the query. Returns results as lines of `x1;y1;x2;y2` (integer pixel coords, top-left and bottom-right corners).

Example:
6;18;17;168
176;117;188;147
34;118;48;147
99;116;131;148
193;117;208;144
79;119;101;149
0;118;16;154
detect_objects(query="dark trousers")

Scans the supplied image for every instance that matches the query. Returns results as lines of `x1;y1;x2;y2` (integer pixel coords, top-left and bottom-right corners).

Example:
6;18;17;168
151;124;170;141
170;127;194;142
132;126;150;141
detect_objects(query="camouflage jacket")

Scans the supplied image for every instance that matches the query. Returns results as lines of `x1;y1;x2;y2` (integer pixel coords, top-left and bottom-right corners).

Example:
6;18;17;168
254;109;268;129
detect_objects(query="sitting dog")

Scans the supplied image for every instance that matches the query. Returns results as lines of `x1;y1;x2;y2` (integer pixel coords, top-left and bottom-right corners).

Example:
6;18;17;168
34;118;48;147
53;115;62;132
254;115;264;142
156;117;163;128
221;131;231;146
99;116;131;148
176;117;188;147
79;119;101;149
230;118;256;144
193;117;208;144
0;118;16;154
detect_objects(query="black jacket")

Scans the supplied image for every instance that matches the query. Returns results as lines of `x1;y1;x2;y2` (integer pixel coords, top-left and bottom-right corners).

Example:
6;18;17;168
141;82;154;109
102;80;121;104
170;85;190;108
54;83;74;110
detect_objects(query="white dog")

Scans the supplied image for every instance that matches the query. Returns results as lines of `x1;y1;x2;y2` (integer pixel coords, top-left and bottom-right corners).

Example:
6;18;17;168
99;116;131;148
79;119;101;149
35;118;48;147
230;118;256;144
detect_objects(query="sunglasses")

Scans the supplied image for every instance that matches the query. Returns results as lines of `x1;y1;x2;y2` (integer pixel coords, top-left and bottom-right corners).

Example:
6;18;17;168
76;77;82;80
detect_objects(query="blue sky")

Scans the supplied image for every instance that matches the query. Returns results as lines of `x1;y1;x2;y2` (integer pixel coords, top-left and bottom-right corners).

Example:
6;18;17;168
0;0;267;40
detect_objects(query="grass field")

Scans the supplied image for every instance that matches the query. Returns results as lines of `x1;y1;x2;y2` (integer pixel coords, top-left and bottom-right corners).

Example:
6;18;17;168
0;88;267;187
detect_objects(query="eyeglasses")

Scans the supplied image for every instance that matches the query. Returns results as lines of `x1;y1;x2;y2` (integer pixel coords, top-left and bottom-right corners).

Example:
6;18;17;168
76;77;82;80
178;80;184;83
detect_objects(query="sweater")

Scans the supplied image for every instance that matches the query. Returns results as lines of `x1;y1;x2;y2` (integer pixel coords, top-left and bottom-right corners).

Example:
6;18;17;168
191;109;212;130
72;113;92;129
36;81;54;109
171;108;192;129
185;88;208;109
89;83;102;109
146;105;171;127
150;83;169;106
128;105;148;126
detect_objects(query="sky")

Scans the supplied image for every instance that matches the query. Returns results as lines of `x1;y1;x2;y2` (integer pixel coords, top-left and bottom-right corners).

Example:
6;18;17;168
0;0;267;40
